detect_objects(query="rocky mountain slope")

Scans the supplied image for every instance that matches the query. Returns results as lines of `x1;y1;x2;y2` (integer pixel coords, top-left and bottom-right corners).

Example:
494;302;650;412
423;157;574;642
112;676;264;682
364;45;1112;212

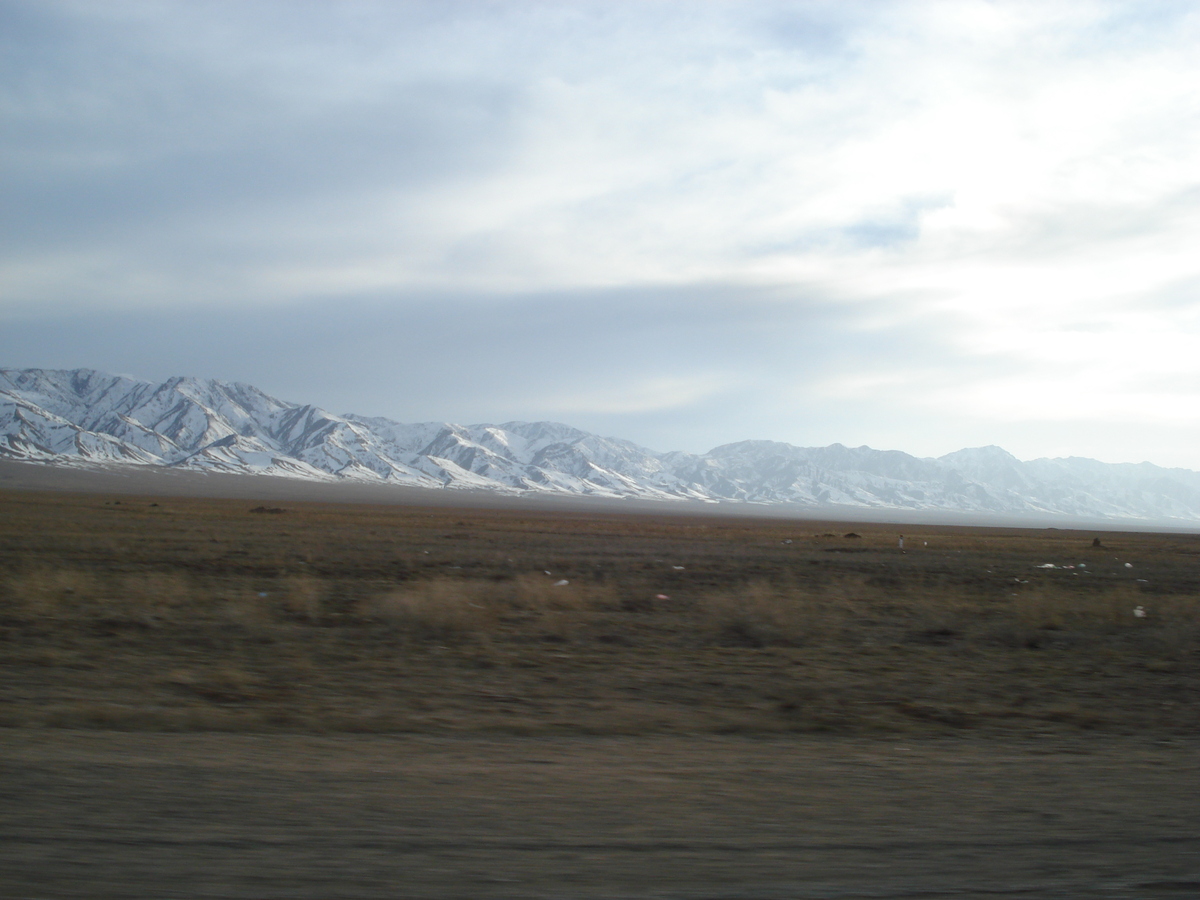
5;367;1200;522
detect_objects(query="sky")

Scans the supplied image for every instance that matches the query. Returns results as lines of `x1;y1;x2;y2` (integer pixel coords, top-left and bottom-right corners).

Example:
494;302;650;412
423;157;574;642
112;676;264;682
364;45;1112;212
3;1;1200;467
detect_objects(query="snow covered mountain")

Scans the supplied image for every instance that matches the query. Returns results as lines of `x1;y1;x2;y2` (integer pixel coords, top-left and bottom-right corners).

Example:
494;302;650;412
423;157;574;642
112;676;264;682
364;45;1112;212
5;367;1200;523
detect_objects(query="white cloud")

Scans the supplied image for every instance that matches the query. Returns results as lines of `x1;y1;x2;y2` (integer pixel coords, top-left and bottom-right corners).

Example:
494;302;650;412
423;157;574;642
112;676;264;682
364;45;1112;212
6;1;1200;465
9;1;1200;303
524;373;737;417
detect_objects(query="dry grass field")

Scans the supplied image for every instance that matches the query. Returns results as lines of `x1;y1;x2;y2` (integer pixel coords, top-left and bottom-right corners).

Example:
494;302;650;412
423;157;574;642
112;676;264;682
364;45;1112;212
2;484;1199;898
1;487;1197;736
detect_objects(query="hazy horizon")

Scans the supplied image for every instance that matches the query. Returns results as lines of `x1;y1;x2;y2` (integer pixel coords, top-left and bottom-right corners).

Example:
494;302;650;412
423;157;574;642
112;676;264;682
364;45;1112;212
4;2;1200;468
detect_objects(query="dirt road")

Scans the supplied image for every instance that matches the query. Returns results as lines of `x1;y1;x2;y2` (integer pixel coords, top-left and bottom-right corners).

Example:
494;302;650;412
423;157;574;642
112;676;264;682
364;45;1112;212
2;730;1197;899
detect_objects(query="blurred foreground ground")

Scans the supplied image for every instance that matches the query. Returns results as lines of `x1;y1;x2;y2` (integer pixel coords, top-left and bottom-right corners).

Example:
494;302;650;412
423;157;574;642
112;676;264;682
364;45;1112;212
1;730;1198;899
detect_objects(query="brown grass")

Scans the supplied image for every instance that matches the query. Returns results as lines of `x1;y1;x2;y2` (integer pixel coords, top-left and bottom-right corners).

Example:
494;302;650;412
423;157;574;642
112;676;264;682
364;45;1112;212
360;578;497;642
3;563;1196;659
1;488;1198;736
702;581;823;647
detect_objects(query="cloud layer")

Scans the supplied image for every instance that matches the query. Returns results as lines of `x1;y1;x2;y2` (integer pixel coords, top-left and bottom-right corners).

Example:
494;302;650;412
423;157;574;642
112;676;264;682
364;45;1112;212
4;1;1200;465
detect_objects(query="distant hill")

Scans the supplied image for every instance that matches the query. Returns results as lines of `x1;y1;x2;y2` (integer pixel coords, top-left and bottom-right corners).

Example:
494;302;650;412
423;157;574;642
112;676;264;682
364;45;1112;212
5;366;1200;523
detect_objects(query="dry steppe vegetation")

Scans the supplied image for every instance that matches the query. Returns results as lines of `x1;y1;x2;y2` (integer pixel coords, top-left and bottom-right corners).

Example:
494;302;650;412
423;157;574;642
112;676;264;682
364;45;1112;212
1;488;1197;736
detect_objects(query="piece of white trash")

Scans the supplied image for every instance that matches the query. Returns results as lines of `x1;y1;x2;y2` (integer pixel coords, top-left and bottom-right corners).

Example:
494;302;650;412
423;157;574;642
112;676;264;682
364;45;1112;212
1133;606;1147;618
672;565;685;570
553;579;569;586
655;593;669;600
1125;562;1133;568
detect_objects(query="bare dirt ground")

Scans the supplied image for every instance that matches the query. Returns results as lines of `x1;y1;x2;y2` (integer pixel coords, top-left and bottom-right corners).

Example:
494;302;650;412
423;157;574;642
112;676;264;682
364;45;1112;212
1;731;1197;899
1;484;1199;897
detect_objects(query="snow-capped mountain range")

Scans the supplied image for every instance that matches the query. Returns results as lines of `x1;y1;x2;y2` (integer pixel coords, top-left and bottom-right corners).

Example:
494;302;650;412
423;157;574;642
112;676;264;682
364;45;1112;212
5;367;1200;523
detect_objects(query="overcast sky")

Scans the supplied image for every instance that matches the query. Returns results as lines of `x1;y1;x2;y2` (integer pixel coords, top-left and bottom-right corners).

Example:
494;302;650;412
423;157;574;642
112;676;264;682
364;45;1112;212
4;1;1200;467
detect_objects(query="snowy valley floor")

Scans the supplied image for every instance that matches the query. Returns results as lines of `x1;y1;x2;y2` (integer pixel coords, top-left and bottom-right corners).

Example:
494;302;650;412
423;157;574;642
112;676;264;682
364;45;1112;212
1;483;1198;897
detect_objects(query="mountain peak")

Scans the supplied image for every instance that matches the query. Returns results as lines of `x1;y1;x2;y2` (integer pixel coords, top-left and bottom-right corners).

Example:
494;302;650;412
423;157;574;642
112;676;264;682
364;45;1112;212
941;444;1020;461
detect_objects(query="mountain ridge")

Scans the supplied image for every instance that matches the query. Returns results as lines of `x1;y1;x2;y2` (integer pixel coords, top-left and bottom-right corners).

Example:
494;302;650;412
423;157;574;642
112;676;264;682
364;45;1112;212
4;366;1200;523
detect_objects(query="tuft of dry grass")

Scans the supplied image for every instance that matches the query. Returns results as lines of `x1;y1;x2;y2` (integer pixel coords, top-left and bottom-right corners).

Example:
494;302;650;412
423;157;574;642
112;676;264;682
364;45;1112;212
359;578;496;642
278;575;325;622
356;571;621;644
111;571;194;621
503;573;617;612
163;666;261;704
701;582;823;648
220;590;275;630
2;567;195;622
969;585;1200;655
2;568;100;618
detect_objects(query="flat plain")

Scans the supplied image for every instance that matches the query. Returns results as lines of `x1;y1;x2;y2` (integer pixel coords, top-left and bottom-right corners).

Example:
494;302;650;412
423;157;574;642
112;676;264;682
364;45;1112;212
1;483;1198;898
